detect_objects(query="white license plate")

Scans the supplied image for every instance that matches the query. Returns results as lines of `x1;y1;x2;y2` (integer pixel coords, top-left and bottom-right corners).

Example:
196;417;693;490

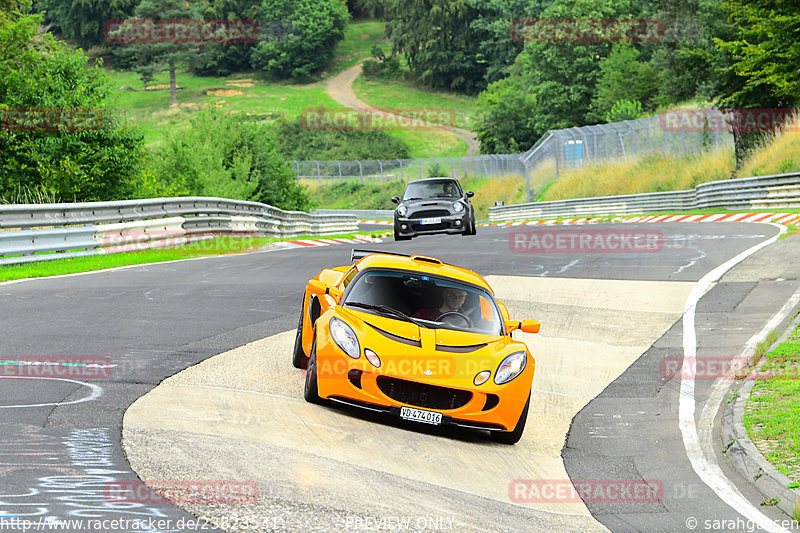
400;406;442;425
419;217;442;225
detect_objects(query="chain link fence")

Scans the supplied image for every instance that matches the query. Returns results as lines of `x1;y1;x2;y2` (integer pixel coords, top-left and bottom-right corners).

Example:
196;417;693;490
293;112;735;201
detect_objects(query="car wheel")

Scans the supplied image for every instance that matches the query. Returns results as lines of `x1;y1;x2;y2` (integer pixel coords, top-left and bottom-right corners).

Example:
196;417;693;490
303;334;323;404
470;215;478;235
394;231;411;241
490;393;529;445
292;295;308;369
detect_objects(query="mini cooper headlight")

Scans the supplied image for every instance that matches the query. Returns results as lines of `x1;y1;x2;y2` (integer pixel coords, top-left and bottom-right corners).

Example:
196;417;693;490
453;202;464;212
330;317;360;359
494;352;527;385
397;205;408;217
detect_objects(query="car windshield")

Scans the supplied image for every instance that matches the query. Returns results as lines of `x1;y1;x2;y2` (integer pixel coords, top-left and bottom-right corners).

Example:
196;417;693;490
402;180;461;200
343;270;502;335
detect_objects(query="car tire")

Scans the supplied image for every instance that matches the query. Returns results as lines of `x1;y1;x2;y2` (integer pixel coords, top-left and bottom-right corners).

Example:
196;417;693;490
292;295;308;369
490;393;529;445
394;232;411;241
303;334;323;404
470;215;478;235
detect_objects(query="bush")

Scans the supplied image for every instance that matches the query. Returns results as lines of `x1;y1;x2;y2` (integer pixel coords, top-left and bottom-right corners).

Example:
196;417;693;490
150;108;309;211
271;118;410;161
604;99;643;123
362;44;402;80
250;0;349;79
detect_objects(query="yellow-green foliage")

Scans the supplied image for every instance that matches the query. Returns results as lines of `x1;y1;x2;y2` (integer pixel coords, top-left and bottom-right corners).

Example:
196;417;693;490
460;176;528;220
738;125;800;178
541;150;735;201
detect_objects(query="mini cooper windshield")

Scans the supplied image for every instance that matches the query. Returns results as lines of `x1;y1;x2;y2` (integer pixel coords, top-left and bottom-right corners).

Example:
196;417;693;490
402;179;463;200
343;270;503;335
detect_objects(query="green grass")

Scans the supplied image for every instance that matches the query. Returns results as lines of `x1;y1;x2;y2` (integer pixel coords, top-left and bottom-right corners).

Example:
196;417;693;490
330;20;389;73
0;233;371;283
390;129;467;158
353;76;477;130
744;321;800;481
109;69;341;148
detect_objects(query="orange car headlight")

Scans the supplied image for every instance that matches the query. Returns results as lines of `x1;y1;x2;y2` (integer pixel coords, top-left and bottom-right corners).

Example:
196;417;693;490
494;352;527;385
365;349;381;368
330;317;360;359
474;370;491;386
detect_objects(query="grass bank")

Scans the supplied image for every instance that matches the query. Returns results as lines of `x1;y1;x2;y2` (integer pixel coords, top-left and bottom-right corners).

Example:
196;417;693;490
744;319;800;483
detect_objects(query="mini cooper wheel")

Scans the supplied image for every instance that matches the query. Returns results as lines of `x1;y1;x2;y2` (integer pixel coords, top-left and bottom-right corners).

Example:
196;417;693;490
303;334;323;404
292;296;308;369
490;393;529;445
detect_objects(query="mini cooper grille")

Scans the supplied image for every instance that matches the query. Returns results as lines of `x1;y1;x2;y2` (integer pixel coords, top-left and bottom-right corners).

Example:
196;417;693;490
412;222;448;232
376;376;472;410
409;209;450;219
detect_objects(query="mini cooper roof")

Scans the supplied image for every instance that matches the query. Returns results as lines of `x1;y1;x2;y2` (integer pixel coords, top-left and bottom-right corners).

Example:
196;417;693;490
350;249;493;293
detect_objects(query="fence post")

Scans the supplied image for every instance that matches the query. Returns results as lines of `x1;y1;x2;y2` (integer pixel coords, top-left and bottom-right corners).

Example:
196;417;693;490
358;161;363;184
379;160;384;181
419;159;422;179
337;160;342;182
398;159;404;181
524;165;531;202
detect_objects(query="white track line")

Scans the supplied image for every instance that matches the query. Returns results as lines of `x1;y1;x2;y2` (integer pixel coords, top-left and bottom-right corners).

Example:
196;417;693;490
679;223;790;533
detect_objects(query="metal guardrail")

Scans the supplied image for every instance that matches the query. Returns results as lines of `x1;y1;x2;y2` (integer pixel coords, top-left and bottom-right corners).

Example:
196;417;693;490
0;197;358;266
312;209;394;219
488;172;800;221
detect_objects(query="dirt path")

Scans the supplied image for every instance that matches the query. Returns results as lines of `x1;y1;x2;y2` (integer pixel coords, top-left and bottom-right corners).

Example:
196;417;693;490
326;63;480;157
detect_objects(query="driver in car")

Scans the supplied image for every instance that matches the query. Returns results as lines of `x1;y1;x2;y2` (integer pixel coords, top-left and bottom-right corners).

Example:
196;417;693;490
413;287;467;322
443;182;457;197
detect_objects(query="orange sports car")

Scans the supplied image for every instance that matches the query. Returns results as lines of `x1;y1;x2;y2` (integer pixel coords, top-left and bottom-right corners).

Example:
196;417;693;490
292;249;540;444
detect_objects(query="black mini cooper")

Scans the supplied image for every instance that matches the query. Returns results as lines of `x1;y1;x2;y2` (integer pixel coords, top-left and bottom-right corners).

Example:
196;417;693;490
391;178;476;241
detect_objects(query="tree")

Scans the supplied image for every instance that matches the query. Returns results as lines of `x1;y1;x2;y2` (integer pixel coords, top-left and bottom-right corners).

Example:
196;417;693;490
589;43;658;122
34;0;138;49
0;14;144;202
385;0;483;92
250;0;349;79
711;0;799;164
111;0;203;105
473;75;538;153
191;0;262;76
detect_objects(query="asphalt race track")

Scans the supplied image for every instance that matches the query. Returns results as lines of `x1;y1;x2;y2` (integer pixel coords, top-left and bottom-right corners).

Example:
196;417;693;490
1;222;799;532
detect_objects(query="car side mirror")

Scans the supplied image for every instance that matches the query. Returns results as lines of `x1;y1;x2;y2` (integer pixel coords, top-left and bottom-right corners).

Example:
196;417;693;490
466;191;474;198
308;279;343;301
307;279;326;296
506;320;540;334
391;196;400;204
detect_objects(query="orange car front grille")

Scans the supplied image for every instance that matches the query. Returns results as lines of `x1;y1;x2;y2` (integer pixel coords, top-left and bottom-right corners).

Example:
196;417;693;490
376;376;472;410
